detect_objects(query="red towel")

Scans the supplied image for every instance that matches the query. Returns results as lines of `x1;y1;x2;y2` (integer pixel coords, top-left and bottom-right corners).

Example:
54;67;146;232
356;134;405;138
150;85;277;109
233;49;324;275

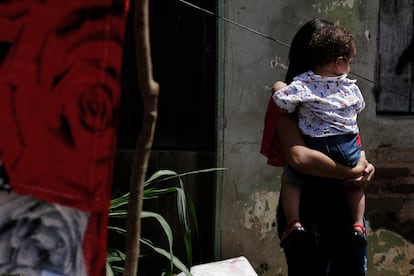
0;1;129;275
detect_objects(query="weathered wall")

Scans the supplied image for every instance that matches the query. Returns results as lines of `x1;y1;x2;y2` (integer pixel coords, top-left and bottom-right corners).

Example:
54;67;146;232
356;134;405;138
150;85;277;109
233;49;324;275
217;0;414;275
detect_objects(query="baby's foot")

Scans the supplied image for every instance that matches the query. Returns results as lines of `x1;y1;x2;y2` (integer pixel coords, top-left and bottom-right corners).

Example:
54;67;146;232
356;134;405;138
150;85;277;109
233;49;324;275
280;219;306;249
352;223;367;247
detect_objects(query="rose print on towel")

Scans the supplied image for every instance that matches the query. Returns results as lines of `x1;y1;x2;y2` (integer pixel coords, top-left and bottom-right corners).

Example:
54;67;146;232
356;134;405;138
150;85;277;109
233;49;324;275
0;191;89;276
0;0;126;211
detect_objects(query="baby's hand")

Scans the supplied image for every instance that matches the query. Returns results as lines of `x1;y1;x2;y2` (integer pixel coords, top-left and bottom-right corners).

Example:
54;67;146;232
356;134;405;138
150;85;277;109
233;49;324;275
271;81;289;113
272;81;287;92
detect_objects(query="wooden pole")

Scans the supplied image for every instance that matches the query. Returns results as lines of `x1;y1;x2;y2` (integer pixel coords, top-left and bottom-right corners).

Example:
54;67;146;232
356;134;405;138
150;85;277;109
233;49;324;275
124;0;159;274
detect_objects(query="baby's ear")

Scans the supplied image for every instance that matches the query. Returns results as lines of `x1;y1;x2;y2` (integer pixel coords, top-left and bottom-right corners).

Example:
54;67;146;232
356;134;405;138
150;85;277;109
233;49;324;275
336;56;346;65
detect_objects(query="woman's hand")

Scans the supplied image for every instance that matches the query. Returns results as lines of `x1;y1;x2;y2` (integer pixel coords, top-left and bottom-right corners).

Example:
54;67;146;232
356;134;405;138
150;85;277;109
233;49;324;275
349;150;368;176
345;151;375;189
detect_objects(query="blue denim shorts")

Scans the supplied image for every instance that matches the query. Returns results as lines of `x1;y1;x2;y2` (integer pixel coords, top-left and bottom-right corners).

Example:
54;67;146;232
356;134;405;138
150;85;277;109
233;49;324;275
285;133;360;186
305;133;360;167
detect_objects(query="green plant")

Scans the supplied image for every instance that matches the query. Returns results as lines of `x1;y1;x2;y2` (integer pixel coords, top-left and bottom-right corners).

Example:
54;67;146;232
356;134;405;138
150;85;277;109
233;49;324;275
106;168;225;276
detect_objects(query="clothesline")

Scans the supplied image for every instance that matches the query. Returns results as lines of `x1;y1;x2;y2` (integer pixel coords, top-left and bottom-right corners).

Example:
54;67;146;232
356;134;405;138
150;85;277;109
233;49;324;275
178;0;408;98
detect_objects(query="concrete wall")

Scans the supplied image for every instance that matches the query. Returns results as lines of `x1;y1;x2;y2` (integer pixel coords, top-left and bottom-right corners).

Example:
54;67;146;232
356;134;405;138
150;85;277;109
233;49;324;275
217;0;414;275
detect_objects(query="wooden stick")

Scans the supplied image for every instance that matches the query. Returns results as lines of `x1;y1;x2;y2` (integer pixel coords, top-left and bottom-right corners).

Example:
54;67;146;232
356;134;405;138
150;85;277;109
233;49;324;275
124;0;159;274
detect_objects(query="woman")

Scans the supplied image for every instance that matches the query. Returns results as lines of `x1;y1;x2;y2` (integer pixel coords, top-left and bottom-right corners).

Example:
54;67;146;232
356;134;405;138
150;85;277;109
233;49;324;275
261;18;375;276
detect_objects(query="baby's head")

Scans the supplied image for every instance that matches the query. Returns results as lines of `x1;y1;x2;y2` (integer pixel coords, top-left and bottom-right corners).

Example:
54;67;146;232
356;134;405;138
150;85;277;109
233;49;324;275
309;24;356;69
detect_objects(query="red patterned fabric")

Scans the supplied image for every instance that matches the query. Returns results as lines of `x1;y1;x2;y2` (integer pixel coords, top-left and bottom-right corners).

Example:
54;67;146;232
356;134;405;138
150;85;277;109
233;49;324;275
260;96;286;167
0;0;128;211
84;211;110;276
0;1;129;275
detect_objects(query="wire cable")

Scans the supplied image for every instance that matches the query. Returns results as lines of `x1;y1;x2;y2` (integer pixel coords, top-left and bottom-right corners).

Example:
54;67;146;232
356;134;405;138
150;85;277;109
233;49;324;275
178;0;410;98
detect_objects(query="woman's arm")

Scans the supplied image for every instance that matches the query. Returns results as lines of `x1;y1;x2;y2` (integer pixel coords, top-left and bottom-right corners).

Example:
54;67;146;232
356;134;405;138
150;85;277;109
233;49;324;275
277;113;366;179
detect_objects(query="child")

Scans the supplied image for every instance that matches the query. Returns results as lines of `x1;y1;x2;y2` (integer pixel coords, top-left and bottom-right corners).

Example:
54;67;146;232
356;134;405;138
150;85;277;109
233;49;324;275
272;24;367;248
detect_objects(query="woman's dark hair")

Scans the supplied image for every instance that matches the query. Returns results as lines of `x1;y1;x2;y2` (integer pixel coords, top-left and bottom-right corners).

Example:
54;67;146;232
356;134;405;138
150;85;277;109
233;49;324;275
285;18;334;84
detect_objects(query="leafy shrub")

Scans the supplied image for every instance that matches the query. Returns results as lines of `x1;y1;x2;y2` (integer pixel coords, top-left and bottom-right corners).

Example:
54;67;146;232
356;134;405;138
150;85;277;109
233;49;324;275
106;168;225;276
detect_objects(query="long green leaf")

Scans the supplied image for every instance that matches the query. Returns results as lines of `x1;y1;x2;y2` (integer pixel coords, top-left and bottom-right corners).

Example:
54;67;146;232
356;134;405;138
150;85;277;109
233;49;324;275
108;226;127;235
176;182;192;266
107;249;126;263
110;193;130;209
140;238;192;276
185;192;199;237
109;210;128;218
162;168;226;182
145;168;226;187
143;187;179;199
141;211;174;272
106;261;114;276
106;249;126;276
145;170;178;187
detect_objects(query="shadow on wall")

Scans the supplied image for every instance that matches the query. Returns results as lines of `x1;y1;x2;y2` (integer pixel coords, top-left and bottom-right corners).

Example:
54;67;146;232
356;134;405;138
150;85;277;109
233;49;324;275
366;29;414;243
365;166;414;243
395;34;414;75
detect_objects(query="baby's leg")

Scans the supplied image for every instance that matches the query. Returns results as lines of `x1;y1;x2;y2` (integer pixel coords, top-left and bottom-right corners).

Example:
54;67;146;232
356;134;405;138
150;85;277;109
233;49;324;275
346;187;365;227
347;187;367;246
279;173;306;248
281;173;301;228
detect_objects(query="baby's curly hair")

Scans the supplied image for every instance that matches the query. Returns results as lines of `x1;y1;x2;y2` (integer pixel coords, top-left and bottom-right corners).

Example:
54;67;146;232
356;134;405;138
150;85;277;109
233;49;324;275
309;24;355;67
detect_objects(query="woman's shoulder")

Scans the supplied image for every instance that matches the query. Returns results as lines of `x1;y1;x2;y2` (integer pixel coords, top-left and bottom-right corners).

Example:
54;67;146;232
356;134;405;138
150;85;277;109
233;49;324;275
293;71;316;82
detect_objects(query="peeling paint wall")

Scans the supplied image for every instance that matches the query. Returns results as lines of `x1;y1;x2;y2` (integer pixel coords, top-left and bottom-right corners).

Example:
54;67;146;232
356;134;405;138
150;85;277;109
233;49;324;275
217;0;414;275
243;190;279;240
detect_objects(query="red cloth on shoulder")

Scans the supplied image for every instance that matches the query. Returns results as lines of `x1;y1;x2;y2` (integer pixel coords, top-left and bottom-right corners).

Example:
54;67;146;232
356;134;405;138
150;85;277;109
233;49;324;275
260;96;286;167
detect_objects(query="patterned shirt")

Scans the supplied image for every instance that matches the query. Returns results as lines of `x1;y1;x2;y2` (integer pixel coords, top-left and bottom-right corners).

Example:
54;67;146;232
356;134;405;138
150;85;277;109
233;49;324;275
272;71;365;137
